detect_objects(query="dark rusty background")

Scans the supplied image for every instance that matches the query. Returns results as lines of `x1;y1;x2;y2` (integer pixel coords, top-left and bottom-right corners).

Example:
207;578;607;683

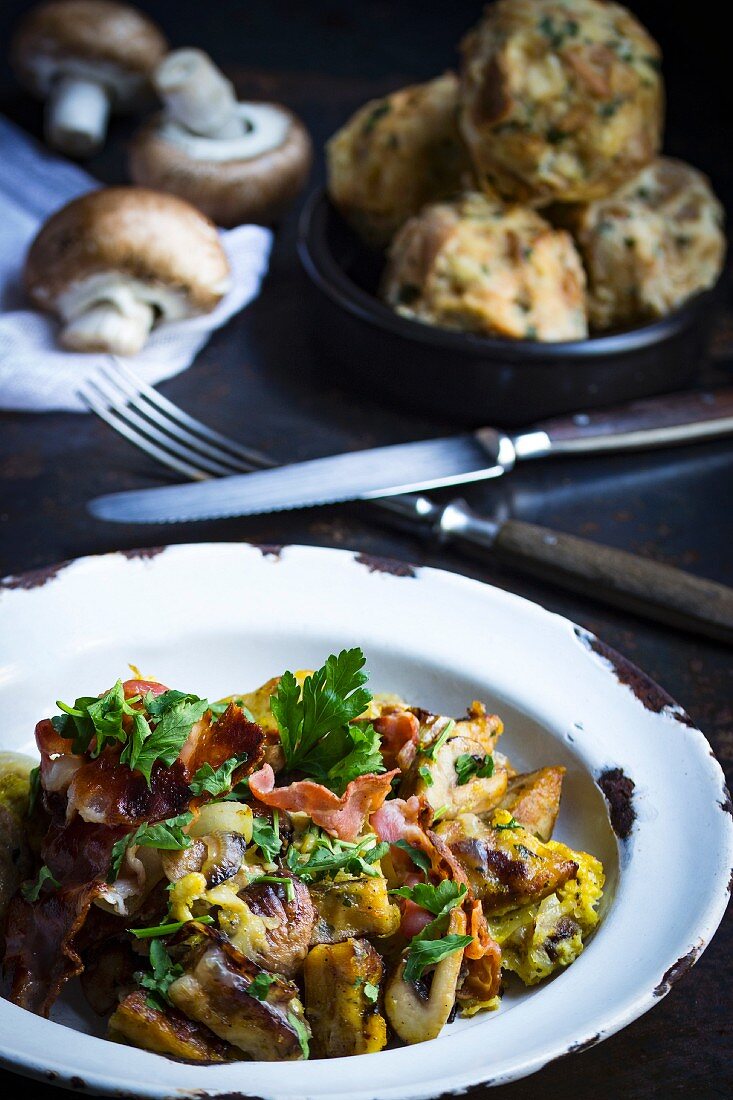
0;1;731;1096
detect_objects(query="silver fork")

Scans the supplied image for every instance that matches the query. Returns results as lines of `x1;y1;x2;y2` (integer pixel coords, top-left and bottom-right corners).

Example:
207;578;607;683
77;358;273;480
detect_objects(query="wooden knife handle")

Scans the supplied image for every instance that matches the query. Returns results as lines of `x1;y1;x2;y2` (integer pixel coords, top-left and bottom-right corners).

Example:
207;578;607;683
528;387;733;453
489;520;733;643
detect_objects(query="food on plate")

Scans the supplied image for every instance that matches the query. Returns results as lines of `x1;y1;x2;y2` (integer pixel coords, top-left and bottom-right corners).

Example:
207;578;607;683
10;0;167;157
2;649;604;1060
130;50;312;227
381;191;588;341
552;157;726;329
24;187;230;355
458;0;664;205
0;753;37;928
326;73;475;248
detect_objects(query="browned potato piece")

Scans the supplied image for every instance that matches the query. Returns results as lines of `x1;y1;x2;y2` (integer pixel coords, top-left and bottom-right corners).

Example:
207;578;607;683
382;192;588;341
437;812;578;915
168;934;309;1061
496;766;565;841
109;990;237;1062
304;938;387;1057
327;73;474;248
309;877;400;945
460;0;664;204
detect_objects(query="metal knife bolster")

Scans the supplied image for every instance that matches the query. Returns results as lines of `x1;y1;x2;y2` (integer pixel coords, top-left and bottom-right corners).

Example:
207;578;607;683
377;493;501;548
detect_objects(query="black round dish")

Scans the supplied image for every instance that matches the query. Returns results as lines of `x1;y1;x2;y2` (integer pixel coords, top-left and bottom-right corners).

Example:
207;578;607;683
297;187;719;427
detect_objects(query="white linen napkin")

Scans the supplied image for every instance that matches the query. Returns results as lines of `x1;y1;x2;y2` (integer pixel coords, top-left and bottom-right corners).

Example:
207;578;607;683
0;116;273;413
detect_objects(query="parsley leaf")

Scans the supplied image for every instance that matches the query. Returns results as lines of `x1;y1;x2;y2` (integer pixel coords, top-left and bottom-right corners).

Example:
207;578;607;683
393;840;431;874
353;976;379;1003
189;754;248;797
322;720;384;795
251;813;282;863
286;832;388;884
121;696;209;786
270;650;383;792
287;1011;310;1059
134;812;194;849
389;880;467;915
107;812;194;882
21;864;60;902
418;764;434;787
454;753;494;786
54;681;141;757
495;817;520;831
136;937;183;1010
248;874;295;903
420;719;455;760
392;881;471;982
129;915;213;939
403;935;474;983
109;834;133;882
248;972;275;1000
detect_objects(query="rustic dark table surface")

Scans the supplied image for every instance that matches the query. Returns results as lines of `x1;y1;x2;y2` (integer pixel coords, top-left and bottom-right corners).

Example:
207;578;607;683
0;2;731;1097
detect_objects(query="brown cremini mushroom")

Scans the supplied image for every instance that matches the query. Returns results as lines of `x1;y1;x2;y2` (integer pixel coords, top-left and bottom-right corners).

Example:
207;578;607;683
129;49;312;226
24;187;231;355
11;0;167;158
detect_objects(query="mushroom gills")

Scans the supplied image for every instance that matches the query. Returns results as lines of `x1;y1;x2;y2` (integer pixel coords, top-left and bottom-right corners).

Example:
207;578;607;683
154;49;245;140
47;74;110;157
157;104;291;164
57;275;197;356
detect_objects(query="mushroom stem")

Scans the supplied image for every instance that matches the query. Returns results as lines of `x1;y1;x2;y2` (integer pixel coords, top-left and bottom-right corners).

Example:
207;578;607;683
154;49;244;139
46;75;111;157
60;299;155;356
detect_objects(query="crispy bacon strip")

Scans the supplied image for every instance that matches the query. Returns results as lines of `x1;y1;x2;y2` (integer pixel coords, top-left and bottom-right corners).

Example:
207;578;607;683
458;897;502;1002
65;704;263;826
371;796;467;882
4;816;126;1016
178;704;263;783
4;885;105;1016
248;764;398;842
373;708;420;771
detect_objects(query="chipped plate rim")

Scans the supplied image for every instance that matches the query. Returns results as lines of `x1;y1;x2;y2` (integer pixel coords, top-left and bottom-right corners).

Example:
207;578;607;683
0;542;731;1100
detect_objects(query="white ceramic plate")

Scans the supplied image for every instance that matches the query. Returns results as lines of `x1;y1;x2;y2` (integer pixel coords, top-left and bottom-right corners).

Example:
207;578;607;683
0;543;731;1099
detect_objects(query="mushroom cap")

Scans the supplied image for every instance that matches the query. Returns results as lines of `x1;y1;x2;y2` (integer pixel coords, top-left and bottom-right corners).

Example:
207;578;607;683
25;187;230;317
129;103;312;227
11;0;168;100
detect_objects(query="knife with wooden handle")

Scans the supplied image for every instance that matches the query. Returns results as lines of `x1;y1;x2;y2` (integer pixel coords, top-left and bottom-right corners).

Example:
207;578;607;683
88;387;733;523
87;384;733;643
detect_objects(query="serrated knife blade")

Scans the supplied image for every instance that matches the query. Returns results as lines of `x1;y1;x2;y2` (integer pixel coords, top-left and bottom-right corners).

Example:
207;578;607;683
89;429;515;524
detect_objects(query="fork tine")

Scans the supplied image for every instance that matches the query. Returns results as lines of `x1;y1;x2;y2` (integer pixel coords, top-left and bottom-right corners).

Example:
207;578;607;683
110;357;272;470
96;361;246;475
82;373;242;478
78;381;213;482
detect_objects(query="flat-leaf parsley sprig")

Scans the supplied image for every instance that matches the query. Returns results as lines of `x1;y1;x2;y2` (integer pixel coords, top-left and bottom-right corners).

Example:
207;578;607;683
270;649;384;794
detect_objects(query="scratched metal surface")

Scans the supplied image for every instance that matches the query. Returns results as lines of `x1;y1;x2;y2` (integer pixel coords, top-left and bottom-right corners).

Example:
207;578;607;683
0;1;730;1096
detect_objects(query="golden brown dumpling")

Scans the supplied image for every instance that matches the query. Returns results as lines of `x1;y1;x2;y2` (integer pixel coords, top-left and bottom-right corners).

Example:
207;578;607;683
326;73;474;247
556;157;725;329
381;191;588;342
459;0;664;205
